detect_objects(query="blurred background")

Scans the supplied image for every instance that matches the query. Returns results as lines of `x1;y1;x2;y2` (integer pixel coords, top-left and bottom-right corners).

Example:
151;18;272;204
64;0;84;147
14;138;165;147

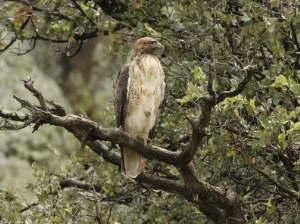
0;36;119;201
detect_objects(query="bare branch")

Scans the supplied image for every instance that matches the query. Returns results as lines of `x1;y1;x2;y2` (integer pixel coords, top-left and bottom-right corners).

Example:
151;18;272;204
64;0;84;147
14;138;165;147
23;77;48;111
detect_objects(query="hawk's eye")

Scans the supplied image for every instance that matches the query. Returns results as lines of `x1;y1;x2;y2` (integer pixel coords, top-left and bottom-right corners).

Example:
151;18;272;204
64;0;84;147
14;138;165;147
149;41;156;45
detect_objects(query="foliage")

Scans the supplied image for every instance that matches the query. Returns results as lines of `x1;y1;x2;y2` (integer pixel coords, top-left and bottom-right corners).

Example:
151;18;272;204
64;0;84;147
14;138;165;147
1;0;300;223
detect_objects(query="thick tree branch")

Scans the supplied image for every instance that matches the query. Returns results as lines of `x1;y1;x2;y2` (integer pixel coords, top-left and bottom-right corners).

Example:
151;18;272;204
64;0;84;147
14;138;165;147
0;78;245;223
179;97;213;163
179;64;254;165
1;79;181;165
178;162;245;224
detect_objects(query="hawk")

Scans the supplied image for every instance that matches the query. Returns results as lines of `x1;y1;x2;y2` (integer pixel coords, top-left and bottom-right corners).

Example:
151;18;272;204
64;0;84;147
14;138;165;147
114;37;166;178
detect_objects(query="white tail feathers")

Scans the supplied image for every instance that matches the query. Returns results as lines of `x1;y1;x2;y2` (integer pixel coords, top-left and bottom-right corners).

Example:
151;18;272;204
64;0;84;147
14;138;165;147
122;147;144;178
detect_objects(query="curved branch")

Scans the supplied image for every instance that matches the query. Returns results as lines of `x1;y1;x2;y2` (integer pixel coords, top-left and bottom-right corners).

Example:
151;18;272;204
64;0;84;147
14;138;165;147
217;69;253;104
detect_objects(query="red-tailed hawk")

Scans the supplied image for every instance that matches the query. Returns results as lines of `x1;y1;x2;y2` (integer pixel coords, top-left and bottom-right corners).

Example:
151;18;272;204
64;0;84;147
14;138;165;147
114;37;166;178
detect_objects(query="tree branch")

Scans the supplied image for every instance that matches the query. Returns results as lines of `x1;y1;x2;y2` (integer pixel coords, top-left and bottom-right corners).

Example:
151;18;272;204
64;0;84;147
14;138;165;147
0;109;30;122
0;78;245;223
217;68;253;104
178;162;245;224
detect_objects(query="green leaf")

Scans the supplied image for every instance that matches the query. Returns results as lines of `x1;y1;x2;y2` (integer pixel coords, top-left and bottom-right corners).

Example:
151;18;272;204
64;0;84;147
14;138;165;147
293;190;300;198
277;133;285;142
31;162;39;171
4;190;17;202
287;122;300;135
52;216;61;223
263;17;276;33
226;150;236;158
39;220;46;224
290;83;300;97
289;111;297;119
249;97;256;109
177;95;190;104
240;12;251;22
259;116;270;130
36;189;48;201
271;74;288;87
192;66;205;80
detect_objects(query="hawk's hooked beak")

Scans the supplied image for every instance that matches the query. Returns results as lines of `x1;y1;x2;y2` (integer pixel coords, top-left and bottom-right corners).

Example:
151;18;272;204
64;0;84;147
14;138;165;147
153;42;165;57
157;42;164;52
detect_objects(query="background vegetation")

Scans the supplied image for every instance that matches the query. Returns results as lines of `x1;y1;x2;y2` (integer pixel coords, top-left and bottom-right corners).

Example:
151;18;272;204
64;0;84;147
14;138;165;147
1;0;300;223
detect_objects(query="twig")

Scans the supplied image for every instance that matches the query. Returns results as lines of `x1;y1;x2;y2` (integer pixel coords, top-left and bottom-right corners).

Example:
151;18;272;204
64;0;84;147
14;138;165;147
223;125;259;140
19;202;39;213
252;166;296;198
22;77;48;111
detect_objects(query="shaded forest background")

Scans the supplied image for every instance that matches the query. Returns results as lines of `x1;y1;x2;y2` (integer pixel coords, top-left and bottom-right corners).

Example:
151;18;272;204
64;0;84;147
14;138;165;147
0;36;116;200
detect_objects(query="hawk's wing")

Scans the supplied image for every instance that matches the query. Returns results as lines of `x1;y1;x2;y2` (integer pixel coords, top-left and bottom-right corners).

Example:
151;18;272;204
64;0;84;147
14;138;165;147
114;65;129;128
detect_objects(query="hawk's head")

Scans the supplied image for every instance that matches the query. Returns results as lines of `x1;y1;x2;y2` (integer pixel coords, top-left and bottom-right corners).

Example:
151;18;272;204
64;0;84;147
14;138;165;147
129;37;164;60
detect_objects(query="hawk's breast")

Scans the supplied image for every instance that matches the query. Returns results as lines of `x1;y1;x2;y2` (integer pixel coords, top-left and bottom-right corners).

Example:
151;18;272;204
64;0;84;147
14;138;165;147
124;55;165;141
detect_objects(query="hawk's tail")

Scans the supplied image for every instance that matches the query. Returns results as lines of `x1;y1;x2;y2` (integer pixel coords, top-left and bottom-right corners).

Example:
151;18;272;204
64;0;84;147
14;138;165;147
121;147;144;178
